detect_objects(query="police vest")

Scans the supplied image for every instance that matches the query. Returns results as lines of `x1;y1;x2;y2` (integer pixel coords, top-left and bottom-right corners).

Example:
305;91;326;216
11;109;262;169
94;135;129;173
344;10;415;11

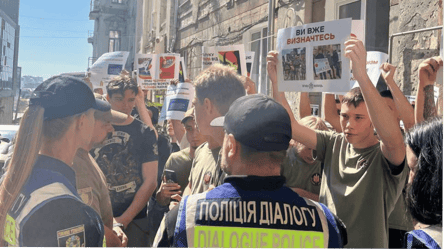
3;155;105;247
405;225;442;249
172;176;345;248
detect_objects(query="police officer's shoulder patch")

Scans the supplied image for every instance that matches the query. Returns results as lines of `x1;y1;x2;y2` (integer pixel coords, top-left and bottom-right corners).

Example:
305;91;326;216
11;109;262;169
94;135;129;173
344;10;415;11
57;224;85;247
203;171;212;185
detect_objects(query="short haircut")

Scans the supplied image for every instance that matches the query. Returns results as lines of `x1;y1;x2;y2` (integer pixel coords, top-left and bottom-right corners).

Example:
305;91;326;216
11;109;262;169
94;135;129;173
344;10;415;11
106;75;138;98
299;116;329;131
194;64;246;115
379;90;393;99
239;142;287;166
405;117;443;225
342;87;365;108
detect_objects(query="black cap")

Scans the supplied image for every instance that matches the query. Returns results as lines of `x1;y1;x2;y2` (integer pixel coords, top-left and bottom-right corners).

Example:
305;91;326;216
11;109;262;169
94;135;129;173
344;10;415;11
30;75;110;120
211;94;292;152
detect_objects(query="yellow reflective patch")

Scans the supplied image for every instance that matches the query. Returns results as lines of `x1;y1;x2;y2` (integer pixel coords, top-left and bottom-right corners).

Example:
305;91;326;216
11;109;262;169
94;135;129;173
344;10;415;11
3;214;16;246
103;235;106;247
194;226;324;248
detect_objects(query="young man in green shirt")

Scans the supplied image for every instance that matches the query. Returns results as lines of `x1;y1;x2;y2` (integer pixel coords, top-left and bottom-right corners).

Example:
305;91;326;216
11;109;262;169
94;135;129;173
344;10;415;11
267;37;408;248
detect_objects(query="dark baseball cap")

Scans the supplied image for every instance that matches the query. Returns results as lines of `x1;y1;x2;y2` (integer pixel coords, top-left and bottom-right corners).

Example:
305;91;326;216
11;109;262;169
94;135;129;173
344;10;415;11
30;75;110;120
210;94;292;152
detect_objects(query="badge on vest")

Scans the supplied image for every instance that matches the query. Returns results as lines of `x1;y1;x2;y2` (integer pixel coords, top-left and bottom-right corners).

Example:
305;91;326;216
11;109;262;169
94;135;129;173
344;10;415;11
311;173;321;186
57;224;85;247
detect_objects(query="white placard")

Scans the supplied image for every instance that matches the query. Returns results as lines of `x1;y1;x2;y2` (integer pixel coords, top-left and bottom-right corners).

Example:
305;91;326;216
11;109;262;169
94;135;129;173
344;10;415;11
277;19;352;92
89;51;130;91
246;51;255;78
164;83;195;121
351;51;389;89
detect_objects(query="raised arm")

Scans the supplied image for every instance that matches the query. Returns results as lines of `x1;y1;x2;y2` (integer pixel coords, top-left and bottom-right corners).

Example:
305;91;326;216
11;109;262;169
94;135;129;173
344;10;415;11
299;92;312;119
415;57;443;124
322;93;342;132
380;63;415;131
267;51;317;149
135;86;158;138
345;38;405;166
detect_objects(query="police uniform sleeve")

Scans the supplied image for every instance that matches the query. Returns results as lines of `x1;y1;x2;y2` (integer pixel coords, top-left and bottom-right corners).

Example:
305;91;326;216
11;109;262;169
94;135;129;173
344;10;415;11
142;125;159;163
21;198;104;247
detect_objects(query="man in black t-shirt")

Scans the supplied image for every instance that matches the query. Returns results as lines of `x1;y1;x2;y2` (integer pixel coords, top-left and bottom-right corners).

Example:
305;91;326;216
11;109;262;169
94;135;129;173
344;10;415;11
90;75;158;247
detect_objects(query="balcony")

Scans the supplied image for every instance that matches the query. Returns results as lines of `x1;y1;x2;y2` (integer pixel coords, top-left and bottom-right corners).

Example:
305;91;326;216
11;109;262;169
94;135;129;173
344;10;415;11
89;0;100;20
87;30;94;44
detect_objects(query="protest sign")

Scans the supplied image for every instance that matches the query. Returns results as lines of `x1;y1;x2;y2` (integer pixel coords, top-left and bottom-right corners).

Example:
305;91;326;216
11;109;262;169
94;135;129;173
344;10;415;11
89;51;129;91
246;51;255;78
163;83;195;121
135;53;180;90
202;45;247;76
351;51;389;89
277;18;352;92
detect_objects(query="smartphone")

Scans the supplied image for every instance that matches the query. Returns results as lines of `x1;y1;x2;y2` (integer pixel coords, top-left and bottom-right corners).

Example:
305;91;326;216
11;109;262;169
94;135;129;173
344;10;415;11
164;169;178;184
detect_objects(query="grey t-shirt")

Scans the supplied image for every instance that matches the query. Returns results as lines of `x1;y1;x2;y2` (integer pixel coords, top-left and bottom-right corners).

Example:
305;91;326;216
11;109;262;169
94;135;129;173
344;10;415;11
316;130;407;248
188;142;220;195
281;146;322;195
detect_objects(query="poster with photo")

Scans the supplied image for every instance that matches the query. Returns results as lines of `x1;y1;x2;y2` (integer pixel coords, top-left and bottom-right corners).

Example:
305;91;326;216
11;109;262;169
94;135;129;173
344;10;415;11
277;19;352;92
136;53;156;89
164;82;195;120
202;45;247;76
135;53;180;90
245;51;255;78
89;51;129;91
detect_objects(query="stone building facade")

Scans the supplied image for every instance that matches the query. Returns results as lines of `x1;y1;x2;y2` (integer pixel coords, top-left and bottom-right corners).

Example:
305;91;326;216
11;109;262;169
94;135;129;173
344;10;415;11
0;0;20;124
138;0;442;117
88;0;138;70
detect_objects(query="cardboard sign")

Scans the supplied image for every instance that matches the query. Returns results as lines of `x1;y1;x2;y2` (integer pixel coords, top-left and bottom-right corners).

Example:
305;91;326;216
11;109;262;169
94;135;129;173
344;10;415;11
89;51;129;92
277;19;352;92
246;51;255;78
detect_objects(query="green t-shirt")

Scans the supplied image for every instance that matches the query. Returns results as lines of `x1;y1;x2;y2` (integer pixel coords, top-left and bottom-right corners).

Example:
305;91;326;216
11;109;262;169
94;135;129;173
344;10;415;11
316;130;408;248
188;142;221;195
281;147;322;195
163;147;193;193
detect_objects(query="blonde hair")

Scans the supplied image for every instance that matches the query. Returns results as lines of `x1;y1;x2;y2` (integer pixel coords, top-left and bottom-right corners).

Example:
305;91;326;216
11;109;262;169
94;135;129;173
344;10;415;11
299;116;329;131
0;106;86;241
194;64;246;115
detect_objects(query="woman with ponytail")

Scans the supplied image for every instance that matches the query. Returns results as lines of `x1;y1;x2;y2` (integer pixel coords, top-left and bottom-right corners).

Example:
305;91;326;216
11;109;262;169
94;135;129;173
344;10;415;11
0;75;110;246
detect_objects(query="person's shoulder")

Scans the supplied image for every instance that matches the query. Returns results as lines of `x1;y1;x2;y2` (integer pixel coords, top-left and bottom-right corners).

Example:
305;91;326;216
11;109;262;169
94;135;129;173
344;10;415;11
169;148;192;162
194;142;208;155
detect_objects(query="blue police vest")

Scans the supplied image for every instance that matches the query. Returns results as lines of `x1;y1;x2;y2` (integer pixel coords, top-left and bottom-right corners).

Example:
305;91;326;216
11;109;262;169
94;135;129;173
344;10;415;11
405;225;442;249
3;155;105;247
172;176;345;248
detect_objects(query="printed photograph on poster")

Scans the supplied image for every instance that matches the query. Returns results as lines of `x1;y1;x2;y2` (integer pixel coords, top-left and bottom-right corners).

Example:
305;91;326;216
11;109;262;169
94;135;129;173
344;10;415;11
282;48;306;81
159;55;178;80
276;18;352;93
313;45;341;80
202;45;247;77
136;53;157;90
245;51;255;78
89;51;129;91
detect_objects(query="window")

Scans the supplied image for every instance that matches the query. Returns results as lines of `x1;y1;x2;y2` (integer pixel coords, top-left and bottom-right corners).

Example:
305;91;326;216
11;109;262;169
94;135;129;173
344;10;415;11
243;23;268;94
108;30;120;52
111;0;123;3
332;0;389;53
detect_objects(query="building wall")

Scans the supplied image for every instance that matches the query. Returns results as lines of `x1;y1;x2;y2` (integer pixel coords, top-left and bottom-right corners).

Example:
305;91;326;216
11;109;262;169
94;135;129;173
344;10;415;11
389;0;442;96
0;96;13;124
89;0;137;70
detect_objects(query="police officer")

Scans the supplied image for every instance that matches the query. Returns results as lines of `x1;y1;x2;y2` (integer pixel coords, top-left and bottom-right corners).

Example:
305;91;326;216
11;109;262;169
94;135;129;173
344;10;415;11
0;75;108;246
153;94;347;248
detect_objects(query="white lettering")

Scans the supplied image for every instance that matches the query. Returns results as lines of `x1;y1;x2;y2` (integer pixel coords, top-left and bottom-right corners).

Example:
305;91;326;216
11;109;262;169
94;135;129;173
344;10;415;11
233;201;243;224
292;206;304;225
283;204;292;225
247;201;256;223
199;202;209;221
259;201;270;225
209;202;219;221
274;203;284;224
220;201;229;222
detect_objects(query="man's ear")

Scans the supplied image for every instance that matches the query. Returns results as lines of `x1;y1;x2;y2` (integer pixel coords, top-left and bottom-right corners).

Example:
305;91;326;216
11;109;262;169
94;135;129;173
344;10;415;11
203;98;213;114
226;134;239;161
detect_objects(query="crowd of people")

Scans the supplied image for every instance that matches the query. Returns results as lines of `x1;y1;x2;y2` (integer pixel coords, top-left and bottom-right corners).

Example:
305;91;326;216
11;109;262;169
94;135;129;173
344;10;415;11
0;36;441;248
